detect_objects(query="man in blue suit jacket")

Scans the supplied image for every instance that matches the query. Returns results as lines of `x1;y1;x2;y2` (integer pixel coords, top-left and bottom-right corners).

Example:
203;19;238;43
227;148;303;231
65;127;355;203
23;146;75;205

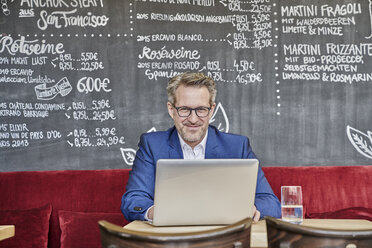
121;72;281;222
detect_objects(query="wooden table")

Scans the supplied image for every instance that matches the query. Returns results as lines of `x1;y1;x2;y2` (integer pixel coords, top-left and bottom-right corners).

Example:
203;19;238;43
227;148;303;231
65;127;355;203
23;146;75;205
124;219;372;248
0;225;15;241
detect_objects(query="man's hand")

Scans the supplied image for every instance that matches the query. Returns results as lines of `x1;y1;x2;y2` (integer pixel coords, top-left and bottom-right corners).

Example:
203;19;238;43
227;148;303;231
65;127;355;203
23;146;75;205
147;206;154;220
253;206;260;223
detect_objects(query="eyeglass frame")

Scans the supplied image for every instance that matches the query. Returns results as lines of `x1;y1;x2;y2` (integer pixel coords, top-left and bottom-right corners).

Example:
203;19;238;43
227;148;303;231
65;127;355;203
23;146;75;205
172;104;212;118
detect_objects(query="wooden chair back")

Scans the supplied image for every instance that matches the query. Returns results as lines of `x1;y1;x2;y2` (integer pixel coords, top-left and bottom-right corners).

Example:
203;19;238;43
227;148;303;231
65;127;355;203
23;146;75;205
99;217;252;248
266;216;372;248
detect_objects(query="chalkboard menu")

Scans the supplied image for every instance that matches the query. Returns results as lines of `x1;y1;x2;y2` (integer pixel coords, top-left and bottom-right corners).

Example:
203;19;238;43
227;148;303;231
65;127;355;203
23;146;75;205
1;0;372;171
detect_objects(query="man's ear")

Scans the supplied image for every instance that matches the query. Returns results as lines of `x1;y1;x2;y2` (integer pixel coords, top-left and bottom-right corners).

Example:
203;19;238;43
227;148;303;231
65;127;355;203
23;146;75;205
167;102;174;119
209;102;217;117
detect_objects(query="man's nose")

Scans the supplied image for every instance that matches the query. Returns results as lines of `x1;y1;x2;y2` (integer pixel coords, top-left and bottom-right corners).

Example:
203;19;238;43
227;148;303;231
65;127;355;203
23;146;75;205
188;110;199;122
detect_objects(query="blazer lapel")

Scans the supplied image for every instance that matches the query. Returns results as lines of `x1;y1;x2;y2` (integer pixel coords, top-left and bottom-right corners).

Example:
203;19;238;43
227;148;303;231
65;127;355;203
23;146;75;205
168;127;183;159
205;126;220;159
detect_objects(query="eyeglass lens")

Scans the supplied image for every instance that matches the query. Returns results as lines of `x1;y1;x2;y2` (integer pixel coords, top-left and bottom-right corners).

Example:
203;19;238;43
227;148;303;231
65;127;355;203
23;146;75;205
177;107;210;117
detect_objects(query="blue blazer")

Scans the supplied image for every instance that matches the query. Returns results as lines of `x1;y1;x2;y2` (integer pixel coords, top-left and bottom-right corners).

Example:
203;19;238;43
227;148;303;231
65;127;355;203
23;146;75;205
121;125;281;221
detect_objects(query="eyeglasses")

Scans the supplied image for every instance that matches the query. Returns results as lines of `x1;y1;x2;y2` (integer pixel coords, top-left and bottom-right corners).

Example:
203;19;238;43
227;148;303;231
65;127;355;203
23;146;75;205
172;105;211;118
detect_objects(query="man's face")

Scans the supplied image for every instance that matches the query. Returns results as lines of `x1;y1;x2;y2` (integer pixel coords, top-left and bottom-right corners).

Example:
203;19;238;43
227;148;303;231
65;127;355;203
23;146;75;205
168;85;215;148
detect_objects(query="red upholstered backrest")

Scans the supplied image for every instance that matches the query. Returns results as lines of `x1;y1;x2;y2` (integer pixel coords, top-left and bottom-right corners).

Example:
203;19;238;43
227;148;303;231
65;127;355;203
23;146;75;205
0;169;130;248
2;166;372;247
262;166;372;216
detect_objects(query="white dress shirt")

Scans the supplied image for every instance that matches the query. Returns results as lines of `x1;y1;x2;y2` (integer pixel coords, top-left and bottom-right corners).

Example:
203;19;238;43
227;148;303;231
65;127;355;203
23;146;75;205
177;130;208;160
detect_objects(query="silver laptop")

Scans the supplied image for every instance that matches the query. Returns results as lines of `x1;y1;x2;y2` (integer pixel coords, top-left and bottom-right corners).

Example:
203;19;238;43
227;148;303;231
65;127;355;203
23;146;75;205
152;159;259;226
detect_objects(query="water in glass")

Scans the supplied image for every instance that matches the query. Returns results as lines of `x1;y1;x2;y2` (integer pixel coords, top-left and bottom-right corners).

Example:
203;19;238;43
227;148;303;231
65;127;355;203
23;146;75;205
281;186;303;224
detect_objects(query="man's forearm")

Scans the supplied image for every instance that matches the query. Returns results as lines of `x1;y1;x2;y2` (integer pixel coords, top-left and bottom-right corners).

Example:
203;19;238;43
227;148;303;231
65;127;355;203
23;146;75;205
255;194;281;218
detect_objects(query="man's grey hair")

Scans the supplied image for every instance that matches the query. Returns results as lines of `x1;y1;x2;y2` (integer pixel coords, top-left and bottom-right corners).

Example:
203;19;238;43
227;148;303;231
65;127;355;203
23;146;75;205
167;72;217;105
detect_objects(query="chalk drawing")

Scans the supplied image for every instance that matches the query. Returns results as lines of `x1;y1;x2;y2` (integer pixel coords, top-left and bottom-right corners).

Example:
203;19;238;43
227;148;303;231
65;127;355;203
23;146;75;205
34;77;72;100
120;148;136;166
347;125;372;159
210;102;229;132
147;127;156;132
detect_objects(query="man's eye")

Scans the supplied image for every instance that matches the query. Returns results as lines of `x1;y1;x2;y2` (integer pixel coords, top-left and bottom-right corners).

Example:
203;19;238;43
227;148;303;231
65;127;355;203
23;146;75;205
197;107;208;112
179;107;190;112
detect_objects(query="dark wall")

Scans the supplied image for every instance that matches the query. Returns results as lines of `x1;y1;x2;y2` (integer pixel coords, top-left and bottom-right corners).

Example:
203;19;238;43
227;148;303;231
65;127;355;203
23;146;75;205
1;0;372;171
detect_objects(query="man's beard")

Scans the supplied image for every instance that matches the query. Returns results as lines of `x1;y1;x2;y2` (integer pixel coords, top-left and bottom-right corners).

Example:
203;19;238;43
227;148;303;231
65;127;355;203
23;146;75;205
179;124;207;144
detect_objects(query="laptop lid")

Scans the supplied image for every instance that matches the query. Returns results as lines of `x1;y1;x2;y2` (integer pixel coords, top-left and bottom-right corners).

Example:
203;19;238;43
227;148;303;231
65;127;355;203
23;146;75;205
152;159;258;226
